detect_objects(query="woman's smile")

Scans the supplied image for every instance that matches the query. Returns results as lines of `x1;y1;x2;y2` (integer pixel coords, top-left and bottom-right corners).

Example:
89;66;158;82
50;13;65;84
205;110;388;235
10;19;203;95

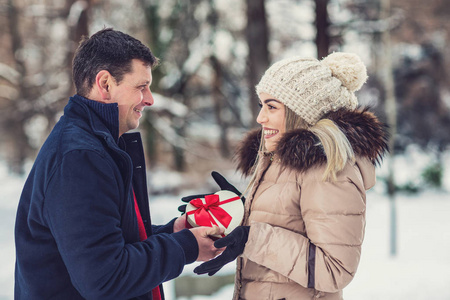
263;127;280;139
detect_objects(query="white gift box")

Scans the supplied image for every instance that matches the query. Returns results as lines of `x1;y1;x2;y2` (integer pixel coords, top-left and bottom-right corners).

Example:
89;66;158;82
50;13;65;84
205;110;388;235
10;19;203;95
185;190;244;238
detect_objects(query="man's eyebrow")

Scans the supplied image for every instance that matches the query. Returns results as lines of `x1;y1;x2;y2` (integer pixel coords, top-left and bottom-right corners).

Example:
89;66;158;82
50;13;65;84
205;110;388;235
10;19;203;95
138;80;150;86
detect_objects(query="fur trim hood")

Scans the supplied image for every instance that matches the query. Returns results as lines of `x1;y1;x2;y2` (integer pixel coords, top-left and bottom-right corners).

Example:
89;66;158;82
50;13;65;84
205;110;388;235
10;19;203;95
236;108;389;176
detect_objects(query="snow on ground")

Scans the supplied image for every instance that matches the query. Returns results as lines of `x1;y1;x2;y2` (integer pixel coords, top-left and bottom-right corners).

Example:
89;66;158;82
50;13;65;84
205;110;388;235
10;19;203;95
1;147;450;299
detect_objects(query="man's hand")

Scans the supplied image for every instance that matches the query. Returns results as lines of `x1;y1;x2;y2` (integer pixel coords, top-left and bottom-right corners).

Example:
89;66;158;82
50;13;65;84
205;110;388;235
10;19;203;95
194;226;250;275
173;214;187;233
190;226;225;261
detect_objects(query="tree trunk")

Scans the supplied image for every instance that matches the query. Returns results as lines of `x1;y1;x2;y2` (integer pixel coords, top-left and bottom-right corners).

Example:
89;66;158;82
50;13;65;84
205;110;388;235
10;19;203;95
66;0;91;97
138;0;161;166
246;0;269;127
6;0;30;174
210;55;230;158
315;0;330;59
380;0;398;256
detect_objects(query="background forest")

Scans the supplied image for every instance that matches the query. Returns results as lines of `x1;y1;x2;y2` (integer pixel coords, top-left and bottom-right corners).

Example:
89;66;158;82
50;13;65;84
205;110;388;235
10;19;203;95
1;0;450;178
1;0;450;299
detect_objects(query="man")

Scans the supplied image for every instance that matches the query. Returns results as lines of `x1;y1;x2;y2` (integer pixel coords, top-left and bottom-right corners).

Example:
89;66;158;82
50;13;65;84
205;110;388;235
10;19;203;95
14;28;223;300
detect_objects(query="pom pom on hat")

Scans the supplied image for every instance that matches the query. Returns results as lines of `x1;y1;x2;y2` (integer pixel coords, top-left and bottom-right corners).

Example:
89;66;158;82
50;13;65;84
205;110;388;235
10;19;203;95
255;52;368;125
321;52;367;92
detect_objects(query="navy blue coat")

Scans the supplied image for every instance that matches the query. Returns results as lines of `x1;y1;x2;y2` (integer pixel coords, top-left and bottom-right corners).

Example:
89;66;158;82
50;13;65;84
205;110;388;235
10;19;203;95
15;95;198;300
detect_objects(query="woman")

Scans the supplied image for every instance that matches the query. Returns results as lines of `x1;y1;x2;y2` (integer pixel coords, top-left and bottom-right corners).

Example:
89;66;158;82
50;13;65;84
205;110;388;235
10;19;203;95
194;52;388;299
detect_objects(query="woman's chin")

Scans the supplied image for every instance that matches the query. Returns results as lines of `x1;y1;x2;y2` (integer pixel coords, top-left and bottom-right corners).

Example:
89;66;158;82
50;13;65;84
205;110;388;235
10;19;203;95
265;143;275;152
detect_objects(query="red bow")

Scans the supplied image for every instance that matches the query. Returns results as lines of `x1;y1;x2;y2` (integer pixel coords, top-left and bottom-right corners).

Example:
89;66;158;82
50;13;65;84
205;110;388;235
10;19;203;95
188;194;233;228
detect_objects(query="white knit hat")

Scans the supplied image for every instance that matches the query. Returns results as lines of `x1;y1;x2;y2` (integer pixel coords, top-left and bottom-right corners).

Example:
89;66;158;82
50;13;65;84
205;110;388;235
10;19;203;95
255;52;368;125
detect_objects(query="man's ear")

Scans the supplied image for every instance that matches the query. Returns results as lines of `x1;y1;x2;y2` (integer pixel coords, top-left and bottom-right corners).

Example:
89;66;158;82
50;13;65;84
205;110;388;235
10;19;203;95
95;70;113;102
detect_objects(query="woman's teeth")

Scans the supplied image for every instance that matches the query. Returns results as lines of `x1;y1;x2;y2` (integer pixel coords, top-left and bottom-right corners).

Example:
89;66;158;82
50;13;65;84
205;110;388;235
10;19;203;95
264;129;278;136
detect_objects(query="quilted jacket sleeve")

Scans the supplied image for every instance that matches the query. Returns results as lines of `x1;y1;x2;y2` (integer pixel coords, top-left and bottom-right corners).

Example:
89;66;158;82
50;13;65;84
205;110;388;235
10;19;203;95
299;165;366;292
243;163;366;293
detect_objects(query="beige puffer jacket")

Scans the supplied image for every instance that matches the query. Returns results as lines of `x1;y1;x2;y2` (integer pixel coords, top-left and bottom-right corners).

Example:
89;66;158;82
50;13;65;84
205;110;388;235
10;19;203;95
233;109;388;300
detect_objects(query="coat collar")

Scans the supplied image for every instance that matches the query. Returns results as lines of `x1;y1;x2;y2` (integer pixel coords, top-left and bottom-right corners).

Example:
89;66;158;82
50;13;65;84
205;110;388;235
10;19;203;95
68;94;120;143
235;108;389;176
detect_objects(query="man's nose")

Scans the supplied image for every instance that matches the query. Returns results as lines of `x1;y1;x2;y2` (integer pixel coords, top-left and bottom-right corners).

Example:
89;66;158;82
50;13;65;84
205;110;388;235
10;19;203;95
143;88;154;106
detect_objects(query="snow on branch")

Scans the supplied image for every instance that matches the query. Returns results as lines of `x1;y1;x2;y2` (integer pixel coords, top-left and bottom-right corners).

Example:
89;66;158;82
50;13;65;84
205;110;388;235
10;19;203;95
67;1;89;27
0;85;18;101
159;27;213;91
151;116;221;160
0;63;20;85
151;92;188;118
346;8;404;34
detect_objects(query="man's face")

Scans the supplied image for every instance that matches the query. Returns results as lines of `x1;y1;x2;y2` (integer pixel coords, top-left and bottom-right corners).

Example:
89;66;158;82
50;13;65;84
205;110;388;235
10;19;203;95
109;59;154;136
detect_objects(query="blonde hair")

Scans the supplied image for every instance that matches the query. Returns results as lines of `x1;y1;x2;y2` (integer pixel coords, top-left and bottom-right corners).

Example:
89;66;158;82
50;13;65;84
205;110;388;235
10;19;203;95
287;107;355;181
309;118;355;181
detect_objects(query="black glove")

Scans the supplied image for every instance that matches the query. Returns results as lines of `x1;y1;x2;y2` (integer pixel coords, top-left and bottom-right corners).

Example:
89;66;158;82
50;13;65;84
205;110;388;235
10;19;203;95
178;171;244;214
194;226;250;276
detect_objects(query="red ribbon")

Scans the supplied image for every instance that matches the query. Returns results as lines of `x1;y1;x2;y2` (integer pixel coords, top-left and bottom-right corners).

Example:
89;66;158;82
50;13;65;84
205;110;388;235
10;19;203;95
187;194;240;228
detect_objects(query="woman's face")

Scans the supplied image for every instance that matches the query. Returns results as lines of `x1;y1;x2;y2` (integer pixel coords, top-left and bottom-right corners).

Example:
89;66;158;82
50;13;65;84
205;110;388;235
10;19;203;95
256;93;286;152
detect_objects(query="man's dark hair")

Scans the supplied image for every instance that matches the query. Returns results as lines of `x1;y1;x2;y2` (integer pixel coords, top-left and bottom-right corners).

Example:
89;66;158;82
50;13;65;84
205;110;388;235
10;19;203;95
72;28;158;97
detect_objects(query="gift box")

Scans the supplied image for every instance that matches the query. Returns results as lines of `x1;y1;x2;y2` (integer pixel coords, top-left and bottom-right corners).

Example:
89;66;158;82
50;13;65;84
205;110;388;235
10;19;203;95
185;190;244;238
